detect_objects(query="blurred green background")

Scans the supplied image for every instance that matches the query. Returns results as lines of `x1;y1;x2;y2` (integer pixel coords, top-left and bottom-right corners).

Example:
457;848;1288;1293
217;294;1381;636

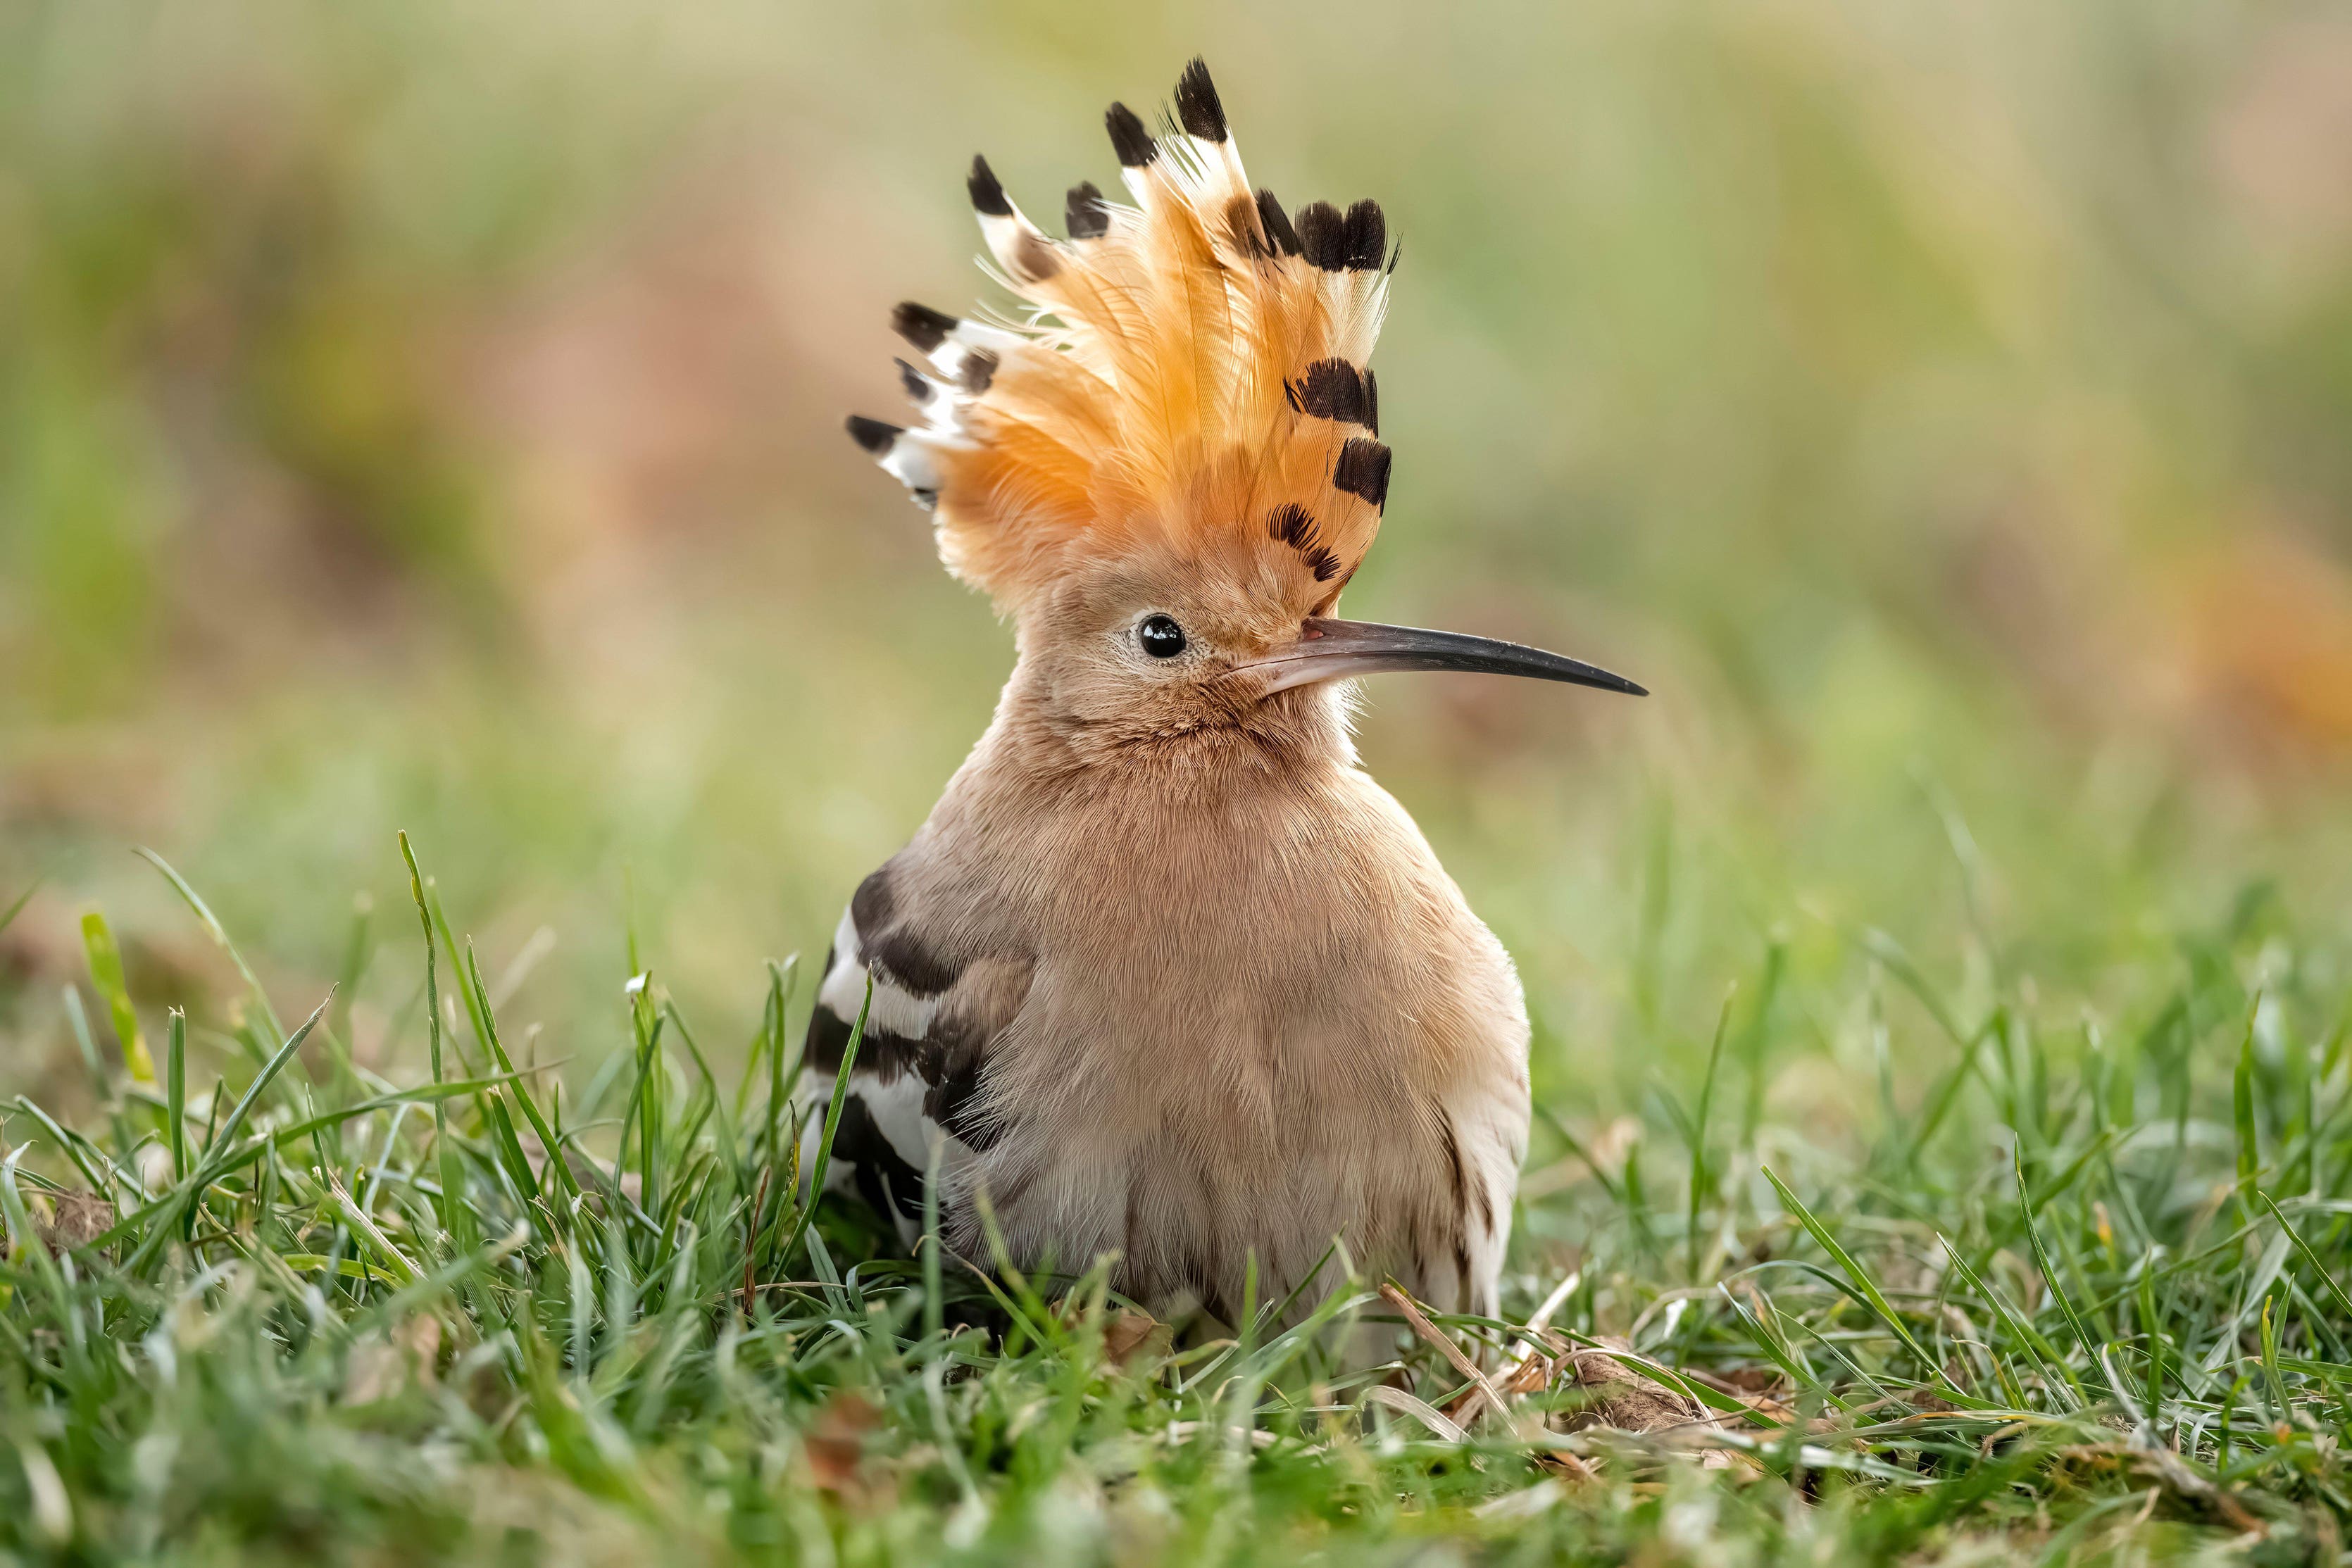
6;0;2352;1127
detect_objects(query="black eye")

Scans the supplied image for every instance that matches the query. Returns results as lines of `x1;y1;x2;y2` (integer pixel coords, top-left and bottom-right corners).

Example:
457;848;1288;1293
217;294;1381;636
1137;614;1187;658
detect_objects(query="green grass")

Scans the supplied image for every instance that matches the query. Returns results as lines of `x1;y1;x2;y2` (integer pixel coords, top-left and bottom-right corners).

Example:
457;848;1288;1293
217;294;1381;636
4;838;2349;1567
6;8;2352;1558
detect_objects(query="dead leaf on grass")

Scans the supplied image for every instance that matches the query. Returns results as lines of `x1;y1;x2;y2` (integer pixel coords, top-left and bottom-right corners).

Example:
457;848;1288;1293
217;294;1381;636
1556;1340;1739;1469
35;1192;114;1255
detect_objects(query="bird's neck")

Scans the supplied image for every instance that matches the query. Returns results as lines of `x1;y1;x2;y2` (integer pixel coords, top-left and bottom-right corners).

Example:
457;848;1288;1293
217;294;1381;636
974;656;1360;805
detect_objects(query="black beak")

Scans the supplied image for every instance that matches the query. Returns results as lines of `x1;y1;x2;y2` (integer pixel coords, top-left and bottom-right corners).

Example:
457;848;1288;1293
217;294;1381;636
1237;617;1646;697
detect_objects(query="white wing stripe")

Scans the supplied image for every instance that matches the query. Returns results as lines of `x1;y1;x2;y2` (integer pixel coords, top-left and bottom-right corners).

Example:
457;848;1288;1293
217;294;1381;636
817;908;940;1039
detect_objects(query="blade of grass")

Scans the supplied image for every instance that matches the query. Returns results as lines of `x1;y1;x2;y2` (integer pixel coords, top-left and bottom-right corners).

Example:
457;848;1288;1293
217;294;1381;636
619;973;665;1231
259;1068;563;1155
1718;1281;1850;1414
1687;985;1734;1279
119;998;329;1272
2009;1150;2107;1396
0;879;39;938
778;977;869;1274
1762;1165;1972;1405
2258;1196;2352;1326
325;892;373;1084
399;832;470;1256
922;1128;945;1348
166;1008;189;1241
663;998;742;1196
135;847;285;1043
80;910;155;1085
1530;1100;1622;1205
165;1007;187;1179
8;1096;112;1200
2234;997;2261;1210
60;987;108;1103
461;939;562;1208
188;996;329;1179
2259;1296;2289;1421
2135;1246;2169;1429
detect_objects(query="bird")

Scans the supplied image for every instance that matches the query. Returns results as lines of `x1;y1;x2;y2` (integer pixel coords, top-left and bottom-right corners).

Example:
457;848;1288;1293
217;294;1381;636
815;58;1643;1327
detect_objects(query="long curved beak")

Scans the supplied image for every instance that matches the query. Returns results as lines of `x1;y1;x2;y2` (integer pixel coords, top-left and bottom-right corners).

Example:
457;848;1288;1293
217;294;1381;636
1237;617;1647;697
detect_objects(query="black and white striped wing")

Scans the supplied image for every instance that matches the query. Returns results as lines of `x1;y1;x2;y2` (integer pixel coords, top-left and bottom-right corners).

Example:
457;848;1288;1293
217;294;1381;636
797;860;1030;1239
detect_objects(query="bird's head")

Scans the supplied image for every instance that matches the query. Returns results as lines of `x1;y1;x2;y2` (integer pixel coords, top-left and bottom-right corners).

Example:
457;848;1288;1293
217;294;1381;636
848;61;1641;764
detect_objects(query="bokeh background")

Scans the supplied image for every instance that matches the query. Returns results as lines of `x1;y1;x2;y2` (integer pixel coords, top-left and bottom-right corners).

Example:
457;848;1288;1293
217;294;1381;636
6;0;2352;1127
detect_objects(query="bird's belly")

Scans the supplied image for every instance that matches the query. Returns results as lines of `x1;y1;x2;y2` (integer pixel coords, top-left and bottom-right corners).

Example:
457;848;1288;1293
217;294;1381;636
827;758;1535;1324
950;945;1527;1324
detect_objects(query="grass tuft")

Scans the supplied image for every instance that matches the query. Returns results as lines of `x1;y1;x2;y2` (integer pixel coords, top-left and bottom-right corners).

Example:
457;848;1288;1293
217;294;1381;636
1;839;2349;1564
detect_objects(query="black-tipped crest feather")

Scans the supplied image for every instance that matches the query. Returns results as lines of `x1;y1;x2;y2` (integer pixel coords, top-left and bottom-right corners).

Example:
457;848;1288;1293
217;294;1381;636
967;154;1012;216
1105;102;1157;166
846;415;902;455
895;359;934;405
1065;181;1108;239
1344;201;1387;270
1255;189;1301;257
1295;201;1346;270
1173;58;1228;142
892;302;956;353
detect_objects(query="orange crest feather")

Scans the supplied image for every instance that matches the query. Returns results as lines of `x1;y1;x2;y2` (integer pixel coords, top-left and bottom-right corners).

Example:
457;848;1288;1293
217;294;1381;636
848;60;1395;615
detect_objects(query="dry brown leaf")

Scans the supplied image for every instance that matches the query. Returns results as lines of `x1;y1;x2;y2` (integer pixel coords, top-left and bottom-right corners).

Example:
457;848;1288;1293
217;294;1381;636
803;1391;887;1507
35;1192;114;1255
1102;1310;1170;1370
1558;1344;1706;1436
1549;1341;1742;1467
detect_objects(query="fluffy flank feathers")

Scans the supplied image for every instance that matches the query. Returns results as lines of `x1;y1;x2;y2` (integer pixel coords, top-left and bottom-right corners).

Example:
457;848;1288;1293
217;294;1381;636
849;59;1395;612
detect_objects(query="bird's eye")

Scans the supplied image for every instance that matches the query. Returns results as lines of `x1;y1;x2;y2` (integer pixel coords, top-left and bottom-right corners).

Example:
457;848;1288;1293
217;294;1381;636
1137;614;1187;659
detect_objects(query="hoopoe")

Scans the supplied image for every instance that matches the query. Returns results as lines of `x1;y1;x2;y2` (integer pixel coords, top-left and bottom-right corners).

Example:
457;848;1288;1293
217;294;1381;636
819;60;1641;1326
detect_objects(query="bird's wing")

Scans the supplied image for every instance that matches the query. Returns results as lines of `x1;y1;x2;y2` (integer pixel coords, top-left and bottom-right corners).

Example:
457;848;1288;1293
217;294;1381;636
796;858;1033;1237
